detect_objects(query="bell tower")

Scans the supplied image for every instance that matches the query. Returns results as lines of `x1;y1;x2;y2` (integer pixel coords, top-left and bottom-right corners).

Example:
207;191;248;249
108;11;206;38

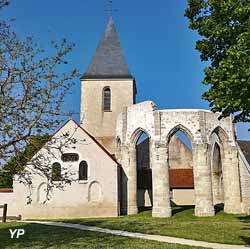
80;17;136;154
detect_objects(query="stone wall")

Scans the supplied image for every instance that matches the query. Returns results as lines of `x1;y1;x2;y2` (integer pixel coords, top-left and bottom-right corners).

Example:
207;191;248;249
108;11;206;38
136;136;193;169
80;78;135;154
172;189;195;205
2;120;119;219
116;101;248;217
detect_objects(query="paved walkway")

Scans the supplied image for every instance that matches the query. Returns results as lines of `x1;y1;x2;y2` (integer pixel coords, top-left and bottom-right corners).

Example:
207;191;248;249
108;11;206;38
24;220;249;249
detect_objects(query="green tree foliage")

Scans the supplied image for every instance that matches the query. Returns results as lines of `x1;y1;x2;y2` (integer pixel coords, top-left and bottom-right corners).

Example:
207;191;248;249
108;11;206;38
185;0;250;122
0;134;50;188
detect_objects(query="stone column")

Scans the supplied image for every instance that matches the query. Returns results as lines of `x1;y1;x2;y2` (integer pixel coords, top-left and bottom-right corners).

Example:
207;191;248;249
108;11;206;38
193;143;215;216
119;145;129;215
223;146;242;214
152;144;172;217
127;145;138;215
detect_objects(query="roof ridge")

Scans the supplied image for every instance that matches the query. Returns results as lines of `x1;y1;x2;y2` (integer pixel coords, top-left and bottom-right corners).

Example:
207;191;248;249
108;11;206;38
71;120;119;165
81;17;133;79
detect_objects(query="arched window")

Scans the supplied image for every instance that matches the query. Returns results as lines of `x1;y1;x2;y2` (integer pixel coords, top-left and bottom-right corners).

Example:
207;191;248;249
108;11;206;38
52;162;61;181
103;87;111;111
79;161;88;181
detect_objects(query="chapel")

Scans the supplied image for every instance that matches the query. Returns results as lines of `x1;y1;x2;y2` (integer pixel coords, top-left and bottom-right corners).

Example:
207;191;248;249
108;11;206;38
1;17;250;219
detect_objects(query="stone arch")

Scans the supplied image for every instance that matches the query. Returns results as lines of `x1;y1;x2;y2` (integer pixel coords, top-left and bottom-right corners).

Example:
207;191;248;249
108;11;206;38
210;142;224;207
166;124;195;206
130;127;151;146
88;181;102;202
125;127;152;215
209;126;229;211
37;182;48;204
166;124;194;145
135;131;152;210
209;126;229;148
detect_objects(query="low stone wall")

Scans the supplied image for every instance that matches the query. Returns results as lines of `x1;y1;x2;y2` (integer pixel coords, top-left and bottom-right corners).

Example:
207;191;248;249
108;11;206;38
172;189;195;205
0;191;15;205
15;202;118;220
0;190;17;218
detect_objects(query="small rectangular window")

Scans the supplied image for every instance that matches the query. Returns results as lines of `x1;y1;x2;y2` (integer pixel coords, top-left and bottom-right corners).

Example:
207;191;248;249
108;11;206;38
61;153;79;162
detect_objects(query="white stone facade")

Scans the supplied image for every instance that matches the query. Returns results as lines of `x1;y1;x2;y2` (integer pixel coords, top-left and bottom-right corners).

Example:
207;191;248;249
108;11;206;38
1;120;119;219
116;101;250;217
1;102;249;219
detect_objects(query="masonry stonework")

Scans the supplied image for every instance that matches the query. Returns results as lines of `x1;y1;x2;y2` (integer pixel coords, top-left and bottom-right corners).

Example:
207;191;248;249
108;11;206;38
116;101;249;217
80;79;135;154
1;16;250;221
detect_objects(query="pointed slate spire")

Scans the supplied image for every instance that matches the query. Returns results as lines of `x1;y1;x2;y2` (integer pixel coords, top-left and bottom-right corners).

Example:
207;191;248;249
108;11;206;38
82;17;133;79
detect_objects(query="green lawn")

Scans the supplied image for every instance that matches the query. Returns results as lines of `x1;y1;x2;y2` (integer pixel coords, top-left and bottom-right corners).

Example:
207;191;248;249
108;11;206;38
0;222;208;249
58;206;250;246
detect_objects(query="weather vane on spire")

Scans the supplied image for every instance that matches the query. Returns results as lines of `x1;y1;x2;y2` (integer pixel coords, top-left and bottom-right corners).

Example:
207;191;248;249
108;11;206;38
105;0;118;17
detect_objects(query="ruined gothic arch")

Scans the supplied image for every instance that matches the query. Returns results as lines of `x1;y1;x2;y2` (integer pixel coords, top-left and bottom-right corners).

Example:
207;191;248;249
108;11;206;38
166;124;194;167
211;142;224;207
209;126;230;167
116;102;244;217
165;124;194;168
209;126;229;150
165;124;195;205
130;127;151;146
209;126;229;209
166;124;194;146
129;127;152;211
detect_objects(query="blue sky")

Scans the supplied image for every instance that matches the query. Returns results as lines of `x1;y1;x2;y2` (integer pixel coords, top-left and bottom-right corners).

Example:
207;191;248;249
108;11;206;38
2;0;249;140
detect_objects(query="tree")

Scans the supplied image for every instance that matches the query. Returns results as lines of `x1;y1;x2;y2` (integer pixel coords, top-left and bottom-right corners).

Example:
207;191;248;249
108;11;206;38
0;134;50;188
0;0;79;198
185;0;250;122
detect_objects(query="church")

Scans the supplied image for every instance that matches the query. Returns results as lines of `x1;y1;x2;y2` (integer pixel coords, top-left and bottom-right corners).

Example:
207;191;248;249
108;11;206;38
1;17;250;219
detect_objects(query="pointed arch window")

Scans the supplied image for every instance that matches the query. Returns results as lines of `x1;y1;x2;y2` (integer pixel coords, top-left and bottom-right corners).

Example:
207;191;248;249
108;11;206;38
52;162;61;181
103;87;111;111
79;161;88;181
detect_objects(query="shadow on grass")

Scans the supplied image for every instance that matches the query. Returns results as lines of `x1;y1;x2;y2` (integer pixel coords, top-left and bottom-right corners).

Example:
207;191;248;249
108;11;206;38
138;206;152;213
0;222;132;249
172;205;194;216
238;214;250;246
0;223;82;249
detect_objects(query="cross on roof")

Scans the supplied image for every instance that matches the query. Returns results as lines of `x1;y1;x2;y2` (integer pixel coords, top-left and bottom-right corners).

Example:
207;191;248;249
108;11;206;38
105;0;118;17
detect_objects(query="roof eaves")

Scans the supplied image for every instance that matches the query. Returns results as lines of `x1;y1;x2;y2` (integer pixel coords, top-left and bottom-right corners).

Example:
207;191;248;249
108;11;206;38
71;120;119;165
80;74;134;80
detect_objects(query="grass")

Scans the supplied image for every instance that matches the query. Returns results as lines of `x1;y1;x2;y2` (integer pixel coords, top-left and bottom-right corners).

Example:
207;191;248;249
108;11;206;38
0;222;209;249
56;206;250;246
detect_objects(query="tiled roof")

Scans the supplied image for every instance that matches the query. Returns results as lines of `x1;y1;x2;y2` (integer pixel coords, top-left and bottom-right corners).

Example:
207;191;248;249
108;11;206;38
81;17;133;79
59;119;119;165
169;169;194;188
0;188;13;193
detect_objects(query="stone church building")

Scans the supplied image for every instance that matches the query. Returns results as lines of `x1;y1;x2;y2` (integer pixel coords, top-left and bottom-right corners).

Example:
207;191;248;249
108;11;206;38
1;17;250;219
